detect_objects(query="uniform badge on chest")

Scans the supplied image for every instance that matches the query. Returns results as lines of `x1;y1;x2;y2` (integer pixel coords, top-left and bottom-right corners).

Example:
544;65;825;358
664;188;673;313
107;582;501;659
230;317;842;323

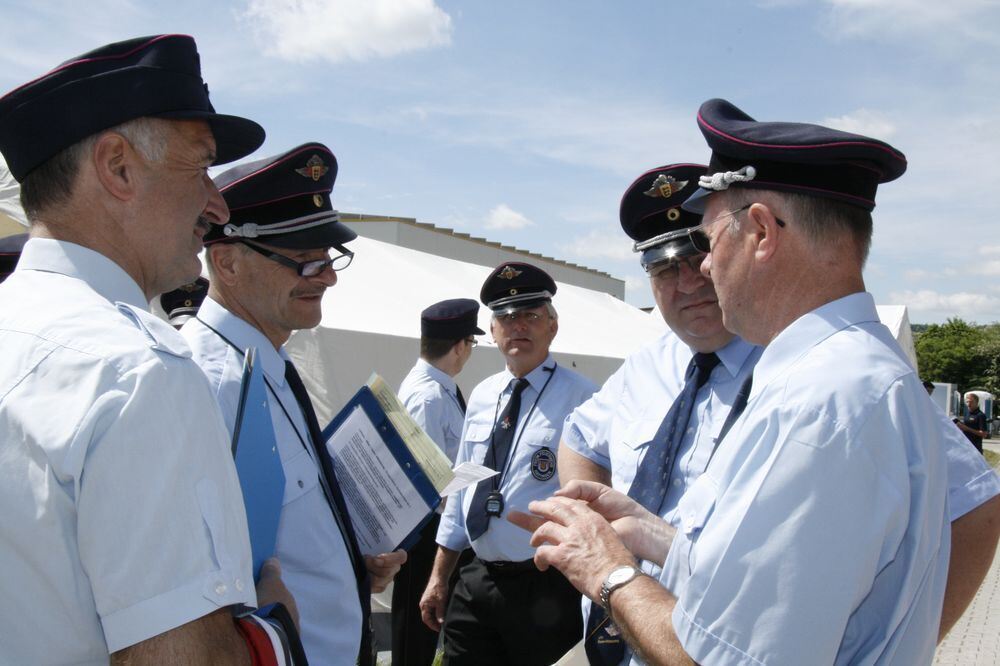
531;446;556;481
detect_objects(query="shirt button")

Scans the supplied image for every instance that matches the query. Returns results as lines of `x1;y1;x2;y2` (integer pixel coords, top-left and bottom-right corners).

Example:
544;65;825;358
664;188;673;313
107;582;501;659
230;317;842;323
672;478;682;487
298;479;304;488
235;578;245;592
215;582;227;596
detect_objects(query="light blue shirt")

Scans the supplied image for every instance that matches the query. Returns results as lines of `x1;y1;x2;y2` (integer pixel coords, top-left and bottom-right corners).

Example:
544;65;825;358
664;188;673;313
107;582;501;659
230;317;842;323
662;293;951;665
437;354;597;561
398;358;465;464
0;240;254;664
182;297;361;666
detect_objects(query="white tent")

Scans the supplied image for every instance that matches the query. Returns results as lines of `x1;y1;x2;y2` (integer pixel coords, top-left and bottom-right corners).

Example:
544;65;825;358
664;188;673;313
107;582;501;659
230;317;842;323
288;235;666;423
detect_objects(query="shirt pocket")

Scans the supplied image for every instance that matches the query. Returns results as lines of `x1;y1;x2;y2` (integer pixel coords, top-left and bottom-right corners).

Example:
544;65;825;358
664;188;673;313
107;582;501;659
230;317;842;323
675;473;719;575
613;419;659;491
465;421;495;465
273;448;339;570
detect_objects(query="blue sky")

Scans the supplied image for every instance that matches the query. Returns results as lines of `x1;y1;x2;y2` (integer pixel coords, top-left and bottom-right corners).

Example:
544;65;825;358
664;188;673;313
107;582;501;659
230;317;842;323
2;0;998;323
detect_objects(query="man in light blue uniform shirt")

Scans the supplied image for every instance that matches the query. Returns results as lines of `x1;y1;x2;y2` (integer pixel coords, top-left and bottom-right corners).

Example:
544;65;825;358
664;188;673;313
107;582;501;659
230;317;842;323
0;34;305;664
420;262;597;665
560;165;1000;664
393;298;483;665
514;99;994;665
182;142;405;665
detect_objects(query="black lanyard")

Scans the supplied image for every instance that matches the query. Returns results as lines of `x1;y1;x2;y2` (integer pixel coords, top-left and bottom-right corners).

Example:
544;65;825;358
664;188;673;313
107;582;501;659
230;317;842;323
489;362;557;489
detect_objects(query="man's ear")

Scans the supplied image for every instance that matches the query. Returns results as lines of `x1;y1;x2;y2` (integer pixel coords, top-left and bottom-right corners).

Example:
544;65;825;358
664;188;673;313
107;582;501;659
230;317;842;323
92;132;139;202
207;244;242;287
749;203;782;263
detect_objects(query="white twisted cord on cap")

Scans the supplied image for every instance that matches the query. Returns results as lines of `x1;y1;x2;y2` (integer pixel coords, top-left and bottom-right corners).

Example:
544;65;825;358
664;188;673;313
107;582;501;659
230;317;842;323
698;165;757;191
221;210;339;239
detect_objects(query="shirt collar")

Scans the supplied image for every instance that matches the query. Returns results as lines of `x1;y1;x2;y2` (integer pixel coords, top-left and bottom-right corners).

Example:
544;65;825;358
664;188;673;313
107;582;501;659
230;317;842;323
197;296;290;384
751;291;879;399
416;358;457;394
714;335;758;379
17;238;147;309
503;354;557;392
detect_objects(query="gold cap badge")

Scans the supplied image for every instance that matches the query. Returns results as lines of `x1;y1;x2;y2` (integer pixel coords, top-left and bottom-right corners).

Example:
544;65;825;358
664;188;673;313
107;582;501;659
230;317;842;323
498;265;522;280
295;154;330;182
643;174;688;199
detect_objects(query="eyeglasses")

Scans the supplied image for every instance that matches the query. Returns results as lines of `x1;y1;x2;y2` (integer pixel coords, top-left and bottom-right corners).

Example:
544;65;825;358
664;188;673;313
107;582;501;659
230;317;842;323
689;204;786;254
648;253;705;282
240;240;354;276
465;337;479;347
495;310;545;324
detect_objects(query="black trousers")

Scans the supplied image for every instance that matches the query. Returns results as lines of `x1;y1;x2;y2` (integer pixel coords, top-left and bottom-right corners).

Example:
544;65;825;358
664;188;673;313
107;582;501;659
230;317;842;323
391;514;443;666
442;557;582;666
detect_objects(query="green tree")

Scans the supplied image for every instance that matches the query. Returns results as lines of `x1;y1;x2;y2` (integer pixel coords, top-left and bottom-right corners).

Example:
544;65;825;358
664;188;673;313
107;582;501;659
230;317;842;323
914;318;988;390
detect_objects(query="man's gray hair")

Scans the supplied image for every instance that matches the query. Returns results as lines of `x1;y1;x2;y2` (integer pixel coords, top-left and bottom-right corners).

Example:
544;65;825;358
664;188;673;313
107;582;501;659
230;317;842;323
19;117;171;220
722;188;873;266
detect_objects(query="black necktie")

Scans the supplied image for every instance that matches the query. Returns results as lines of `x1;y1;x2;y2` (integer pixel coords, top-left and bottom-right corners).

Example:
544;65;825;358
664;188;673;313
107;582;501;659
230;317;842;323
717;374;753;444
585;352;719;666
284;361;373;664
466;377;529;541
456;385;467;414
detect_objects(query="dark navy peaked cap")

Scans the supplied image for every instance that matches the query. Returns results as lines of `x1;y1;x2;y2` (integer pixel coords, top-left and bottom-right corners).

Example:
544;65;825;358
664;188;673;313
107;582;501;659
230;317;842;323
684;99;907;213
421;298;485;339
207;142;357;250
0;35;265;182
620;164;707;271
0;232;27;282
159;277;209;328
480;262;557;315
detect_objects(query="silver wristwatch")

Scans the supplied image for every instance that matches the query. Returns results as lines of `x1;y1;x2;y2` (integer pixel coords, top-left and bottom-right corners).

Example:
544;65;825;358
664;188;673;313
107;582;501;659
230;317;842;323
600;565;645;617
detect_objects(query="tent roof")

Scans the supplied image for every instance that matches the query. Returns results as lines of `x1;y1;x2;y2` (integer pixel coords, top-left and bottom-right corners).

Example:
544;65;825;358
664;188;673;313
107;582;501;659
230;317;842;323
320;235;665;358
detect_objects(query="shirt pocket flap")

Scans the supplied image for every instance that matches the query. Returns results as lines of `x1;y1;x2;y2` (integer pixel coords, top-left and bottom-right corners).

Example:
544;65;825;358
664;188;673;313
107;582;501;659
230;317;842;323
281;448;320;506
676;473;719;537
524;427;558;448
465;421;495;444
621;418;660;451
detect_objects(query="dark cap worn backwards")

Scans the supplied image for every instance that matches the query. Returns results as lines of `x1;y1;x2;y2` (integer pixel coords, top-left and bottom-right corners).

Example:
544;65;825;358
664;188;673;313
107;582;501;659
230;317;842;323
206;142;357;250
421;298;485;339
0;34;265;182
480;262;557;315
159;277;209;328
683;98;907;214
0;232;27;282
620;164;707;272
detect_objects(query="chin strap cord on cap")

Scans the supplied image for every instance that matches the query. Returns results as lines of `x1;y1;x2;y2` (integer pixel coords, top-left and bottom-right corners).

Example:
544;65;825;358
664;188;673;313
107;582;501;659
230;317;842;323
698;165;756;191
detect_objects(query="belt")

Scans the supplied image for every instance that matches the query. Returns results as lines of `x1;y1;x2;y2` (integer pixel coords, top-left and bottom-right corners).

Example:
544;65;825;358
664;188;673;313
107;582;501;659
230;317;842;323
476;557;538;575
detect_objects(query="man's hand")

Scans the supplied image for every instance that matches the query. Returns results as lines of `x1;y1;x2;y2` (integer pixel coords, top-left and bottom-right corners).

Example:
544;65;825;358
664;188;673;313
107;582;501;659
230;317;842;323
508;496;636;601
555;480;675;564
256;558;299;631
365;550;407;593
419;574;450;632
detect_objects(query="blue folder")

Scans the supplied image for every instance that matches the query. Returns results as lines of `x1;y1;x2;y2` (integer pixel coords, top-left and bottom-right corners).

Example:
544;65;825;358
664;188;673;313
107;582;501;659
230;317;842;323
231;347;285;581
321;385;440;552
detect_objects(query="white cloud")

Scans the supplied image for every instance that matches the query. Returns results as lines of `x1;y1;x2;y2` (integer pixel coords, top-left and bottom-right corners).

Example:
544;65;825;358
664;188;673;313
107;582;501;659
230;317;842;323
890;289;1000;322
485;204;533;230
973;261;1000;277
821;108;896;139
980;245;1000;256
819;0;1000;48
559;230;634;262
241;0;452;64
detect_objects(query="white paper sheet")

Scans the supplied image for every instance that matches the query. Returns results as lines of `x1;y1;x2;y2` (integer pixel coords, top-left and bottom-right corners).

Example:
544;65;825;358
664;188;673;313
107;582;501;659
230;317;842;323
326;406;433;555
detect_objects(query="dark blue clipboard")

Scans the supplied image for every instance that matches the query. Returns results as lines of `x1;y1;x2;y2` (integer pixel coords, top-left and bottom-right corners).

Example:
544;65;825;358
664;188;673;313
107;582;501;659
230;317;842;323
231;347;285;581
321;385;440;552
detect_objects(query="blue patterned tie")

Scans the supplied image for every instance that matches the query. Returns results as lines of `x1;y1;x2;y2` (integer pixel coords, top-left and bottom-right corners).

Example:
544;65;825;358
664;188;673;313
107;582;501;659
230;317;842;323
585;351;719;665
466;377;529;541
